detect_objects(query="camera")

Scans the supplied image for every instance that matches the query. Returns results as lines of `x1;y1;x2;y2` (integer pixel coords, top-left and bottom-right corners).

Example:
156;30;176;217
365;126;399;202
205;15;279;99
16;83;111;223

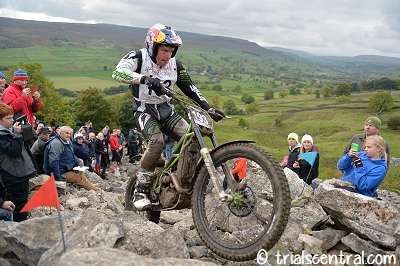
15;114;28;125
14;115;35;142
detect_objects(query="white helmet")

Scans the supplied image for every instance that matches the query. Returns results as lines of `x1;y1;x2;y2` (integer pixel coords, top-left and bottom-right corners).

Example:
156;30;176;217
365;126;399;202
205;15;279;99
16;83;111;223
74;132;84;140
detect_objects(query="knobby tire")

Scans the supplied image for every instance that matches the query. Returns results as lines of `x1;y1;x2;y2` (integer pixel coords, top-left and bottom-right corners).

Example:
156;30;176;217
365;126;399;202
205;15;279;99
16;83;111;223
192;143;291;261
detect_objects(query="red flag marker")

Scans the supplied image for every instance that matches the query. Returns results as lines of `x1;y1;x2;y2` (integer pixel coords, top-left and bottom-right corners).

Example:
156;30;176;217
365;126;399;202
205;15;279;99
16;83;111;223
21;175;61;212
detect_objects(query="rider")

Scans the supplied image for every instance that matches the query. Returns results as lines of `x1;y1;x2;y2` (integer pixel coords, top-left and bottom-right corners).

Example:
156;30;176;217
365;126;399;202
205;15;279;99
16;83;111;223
112;23;225;211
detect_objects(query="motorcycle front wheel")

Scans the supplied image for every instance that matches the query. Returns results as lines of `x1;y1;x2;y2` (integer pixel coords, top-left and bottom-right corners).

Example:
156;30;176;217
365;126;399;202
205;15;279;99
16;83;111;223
192;142;291;261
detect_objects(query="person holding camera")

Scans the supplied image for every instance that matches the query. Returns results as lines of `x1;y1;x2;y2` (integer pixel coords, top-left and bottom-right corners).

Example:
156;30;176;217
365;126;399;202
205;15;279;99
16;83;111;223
0;102;37;222
338;135;387;197
342;116;391;171
2;69;42;128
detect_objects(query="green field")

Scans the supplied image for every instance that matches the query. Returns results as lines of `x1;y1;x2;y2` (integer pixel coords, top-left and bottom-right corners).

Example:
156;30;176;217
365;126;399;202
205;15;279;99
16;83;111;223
1;45;399;193
209;92;400;193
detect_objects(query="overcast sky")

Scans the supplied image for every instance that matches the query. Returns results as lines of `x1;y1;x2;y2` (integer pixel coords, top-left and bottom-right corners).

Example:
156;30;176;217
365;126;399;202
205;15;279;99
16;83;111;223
1;0;399;58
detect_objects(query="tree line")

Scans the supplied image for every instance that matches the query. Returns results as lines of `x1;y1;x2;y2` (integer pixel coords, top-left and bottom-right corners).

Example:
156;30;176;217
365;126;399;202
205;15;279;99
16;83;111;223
3;63;399;135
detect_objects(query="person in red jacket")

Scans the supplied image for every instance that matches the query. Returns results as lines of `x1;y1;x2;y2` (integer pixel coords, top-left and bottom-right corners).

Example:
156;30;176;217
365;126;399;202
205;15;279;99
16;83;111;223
109;129;122;168
2;69;42;128
223;157;247;190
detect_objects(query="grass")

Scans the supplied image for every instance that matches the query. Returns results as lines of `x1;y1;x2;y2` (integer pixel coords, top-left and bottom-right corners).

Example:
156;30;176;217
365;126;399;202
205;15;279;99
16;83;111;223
210;92;400;194
1;45;398;193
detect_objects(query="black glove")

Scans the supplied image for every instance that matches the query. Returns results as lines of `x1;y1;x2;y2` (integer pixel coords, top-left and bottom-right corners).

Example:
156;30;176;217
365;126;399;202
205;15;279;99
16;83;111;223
353;156;363;168
140;76;164;96
208;108;225;122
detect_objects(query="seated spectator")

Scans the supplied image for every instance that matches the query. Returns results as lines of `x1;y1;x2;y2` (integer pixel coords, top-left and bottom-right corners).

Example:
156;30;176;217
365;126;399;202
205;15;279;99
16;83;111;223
0;197;15;221
30;127;52;174
72;132;94;172
338;135;387;197
286;132;301;169
343;116;390;170
287;134;319;185
280;155;289;168
0;102;37;222
43;126;100;191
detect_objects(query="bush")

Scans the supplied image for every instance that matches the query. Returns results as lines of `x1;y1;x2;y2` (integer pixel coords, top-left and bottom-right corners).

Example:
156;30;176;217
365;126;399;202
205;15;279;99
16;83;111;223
387;116;400;130
238;118;249;128
335;95;351;103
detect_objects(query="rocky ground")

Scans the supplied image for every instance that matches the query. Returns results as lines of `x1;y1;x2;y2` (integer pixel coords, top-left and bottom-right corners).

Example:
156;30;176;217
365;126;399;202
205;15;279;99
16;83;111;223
0;155;399;266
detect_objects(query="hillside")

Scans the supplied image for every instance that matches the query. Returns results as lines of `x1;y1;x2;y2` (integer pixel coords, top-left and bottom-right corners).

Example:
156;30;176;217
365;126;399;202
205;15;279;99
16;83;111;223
0;17;284;58
1;17;399;81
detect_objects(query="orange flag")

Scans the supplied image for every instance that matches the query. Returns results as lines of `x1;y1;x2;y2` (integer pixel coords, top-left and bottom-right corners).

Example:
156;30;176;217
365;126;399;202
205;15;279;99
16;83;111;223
21;175;61;212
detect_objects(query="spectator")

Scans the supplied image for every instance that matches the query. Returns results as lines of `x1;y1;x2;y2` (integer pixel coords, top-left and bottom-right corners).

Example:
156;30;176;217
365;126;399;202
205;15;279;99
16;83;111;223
72;132;93;172
109;129;122;167
0;102;37;222
116;129;125;159
0;196;15;221
85;121;95;135
0;71;9;100
43;126;100;191
52;124;61;137
30;127;51;174
0;72;8;201
101;126;110;147
338;135;387;197
286;132;301;169
94;132;108;178
128;127;139;159
343;116;391;170
135;129;145;155
2;69;42;128
287;134;319;185
163;134;175;160
87;132;96;163
35;121;45;135
223;157;247;190
280;155;289;169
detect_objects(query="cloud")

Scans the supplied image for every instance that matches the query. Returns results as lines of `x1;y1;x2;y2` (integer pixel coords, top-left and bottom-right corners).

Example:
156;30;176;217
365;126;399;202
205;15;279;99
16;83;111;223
1;0;399;57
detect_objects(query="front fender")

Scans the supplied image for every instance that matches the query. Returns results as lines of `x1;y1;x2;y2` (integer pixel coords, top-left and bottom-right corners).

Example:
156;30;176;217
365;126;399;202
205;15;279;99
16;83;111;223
189;140;255;191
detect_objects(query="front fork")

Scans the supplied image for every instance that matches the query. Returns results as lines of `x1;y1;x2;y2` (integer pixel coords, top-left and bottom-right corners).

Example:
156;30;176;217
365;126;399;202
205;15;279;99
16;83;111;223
200;147;237;203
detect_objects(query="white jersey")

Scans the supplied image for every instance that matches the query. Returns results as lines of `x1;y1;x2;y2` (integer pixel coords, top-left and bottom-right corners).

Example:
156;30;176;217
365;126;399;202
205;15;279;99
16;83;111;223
112;48;210;118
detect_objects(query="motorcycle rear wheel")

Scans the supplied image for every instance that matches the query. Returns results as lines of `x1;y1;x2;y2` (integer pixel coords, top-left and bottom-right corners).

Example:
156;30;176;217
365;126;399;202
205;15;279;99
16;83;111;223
192;142;291;261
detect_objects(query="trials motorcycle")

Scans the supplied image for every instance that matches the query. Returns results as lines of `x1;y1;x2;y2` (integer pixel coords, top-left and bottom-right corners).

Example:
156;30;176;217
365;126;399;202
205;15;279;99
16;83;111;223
125;86;291;261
